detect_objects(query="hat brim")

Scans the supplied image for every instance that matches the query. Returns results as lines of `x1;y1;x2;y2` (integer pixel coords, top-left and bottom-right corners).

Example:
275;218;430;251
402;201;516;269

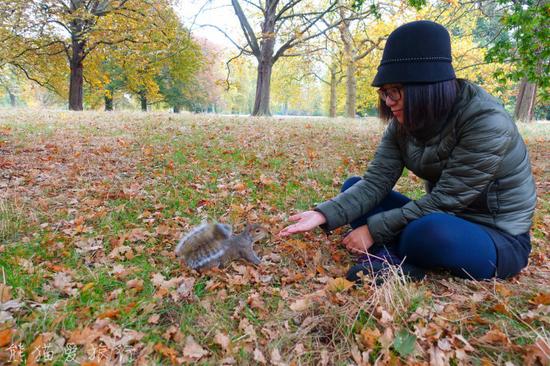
371;61;456;87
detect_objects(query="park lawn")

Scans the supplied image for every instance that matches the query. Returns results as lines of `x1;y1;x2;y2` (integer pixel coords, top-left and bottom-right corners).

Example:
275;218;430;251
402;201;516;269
0;109;548;365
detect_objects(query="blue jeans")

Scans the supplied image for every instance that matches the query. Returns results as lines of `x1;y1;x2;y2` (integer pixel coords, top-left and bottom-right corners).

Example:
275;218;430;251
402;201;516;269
342;176;498;280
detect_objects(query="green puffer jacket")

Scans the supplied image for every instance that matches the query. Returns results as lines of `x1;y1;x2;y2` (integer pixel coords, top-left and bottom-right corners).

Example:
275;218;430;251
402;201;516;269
316;80;537;244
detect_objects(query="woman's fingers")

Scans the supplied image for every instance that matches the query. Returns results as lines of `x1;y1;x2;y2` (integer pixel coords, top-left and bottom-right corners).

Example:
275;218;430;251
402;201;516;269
288;213;303;222
279;211;326;237
279;224;302;237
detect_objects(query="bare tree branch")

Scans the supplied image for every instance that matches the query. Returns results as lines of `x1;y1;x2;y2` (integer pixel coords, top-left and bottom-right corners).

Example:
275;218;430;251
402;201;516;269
231;0;261;57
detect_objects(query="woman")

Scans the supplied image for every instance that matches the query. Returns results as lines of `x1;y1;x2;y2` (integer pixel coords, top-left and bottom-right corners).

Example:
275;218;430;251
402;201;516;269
279;20;536;282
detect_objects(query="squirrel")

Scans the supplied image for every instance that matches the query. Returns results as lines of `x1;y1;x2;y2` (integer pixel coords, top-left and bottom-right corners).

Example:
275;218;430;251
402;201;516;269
175;222;268;270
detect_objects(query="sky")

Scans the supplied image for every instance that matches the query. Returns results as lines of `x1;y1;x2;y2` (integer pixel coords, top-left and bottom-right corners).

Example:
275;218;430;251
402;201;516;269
176;0;241;50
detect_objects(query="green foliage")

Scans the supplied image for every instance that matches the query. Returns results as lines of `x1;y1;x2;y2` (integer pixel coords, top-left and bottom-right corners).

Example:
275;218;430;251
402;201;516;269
392;329;416;357
486;1;549;102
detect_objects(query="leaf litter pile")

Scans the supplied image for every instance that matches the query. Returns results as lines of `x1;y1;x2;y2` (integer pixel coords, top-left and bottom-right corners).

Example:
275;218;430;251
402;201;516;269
0;109;548;365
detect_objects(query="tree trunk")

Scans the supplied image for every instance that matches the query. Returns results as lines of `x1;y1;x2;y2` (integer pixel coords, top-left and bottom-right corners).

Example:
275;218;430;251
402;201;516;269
8;91;16;107
69;29;85;111
514;78;537;122
345;61;357;118
329;65;337;118
104;93;113;111
139;91;147;111
339;13;357;118
252;53;274;116
173;105;180;113
250;1;276;117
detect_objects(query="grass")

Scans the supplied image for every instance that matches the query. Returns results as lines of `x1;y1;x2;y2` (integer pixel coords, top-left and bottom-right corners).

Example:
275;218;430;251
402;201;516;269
0;109;548;365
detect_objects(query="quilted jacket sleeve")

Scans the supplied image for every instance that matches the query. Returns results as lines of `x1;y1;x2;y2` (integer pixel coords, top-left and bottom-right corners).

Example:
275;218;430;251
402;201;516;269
367;108;514;244
315;121;404;231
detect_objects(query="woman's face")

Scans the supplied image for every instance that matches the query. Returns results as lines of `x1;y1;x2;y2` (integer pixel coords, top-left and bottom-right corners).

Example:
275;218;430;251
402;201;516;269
378;84;404;123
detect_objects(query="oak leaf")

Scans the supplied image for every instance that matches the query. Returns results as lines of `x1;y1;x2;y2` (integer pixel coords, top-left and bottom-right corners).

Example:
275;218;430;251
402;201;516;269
359;327;380;349
0;284;12;302
325;277;354;293
182;335;208;360
478;329;509;345
0;328;14;347
529;292;550;306
154;343;178;365
253;348;267;364
214;332;231;352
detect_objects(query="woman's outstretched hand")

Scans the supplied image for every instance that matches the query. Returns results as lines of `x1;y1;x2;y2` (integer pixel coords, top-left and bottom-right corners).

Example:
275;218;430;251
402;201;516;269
278;211;326;237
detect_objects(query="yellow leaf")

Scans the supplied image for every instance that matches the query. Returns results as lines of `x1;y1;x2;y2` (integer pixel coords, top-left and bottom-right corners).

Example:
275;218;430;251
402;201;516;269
326;277;354;293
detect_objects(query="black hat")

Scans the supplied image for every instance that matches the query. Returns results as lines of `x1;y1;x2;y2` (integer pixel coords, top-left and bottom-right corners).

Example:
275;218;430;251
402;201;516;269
372;20;456;87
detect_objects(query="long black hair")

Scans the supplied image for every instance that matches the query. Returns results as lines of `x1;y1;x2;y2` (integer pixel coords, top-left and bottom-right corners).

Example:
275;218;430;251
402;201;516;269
379;79;460;140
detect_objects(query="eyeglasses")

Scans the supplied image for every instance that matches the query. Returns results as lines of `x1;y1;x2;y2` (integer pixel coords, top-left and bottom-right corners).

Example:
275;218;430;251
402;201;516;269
377;87;402;101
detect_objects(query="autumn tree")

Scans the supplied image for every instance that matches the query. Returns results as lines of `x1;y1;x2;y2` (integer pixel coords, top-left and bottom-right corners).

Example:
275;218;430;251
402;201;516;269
0;0;178;111
155;38;203;113
204;0;341;116
483;0;549;122
335;2;389;118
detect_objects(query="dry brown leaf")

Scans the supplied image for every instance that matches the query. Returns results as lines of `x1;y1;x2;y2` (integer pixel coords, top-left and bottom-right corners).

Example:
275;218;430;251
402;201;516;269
253;348;267;364
478;329;510;345
52;272;78;296
97;309;120;319
182;335;208;360
147;314;160;324
359;327;381;349
0;284;12;302
154;343;178;365
530;292;550;306
270;347;283;365
156;224;171;236
289;298;310;312
66;327;103;345
0;328;14;347
126;278;144;292
495;283;513;297
325;277;354;293
375;306;394;326
294;343;305;356
491;303;510;316
523;338;550;365
214;332;231;352
247;292;266;312
26;333;54;366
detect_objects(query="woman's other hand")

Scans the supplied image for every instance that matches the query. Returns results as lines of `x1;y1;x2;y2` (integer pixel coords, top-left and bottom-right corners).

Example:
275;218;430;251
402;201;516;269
342;225;374;254
278;211;326;237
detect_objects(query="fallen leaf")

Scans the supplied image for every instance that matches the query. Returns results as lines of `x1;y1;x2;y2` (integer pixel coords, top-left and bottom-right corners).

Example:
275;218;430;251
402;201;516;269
182;335;208;360
495;283;513;297
523;338;550;365
393;329;416;357
478;329;510;345
270;347;283;365
126;278;144;292
154;343;178;365
491;302;511;316
214;332;231;352
530;292;550;306
27;333;54;366
66;327;103;345
0;328;14;347
289;298;310;312
253;348;267;364
325;277;354;293
147;314;160;324
0;284;12;302
97;309;120;319
359;327;380;349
